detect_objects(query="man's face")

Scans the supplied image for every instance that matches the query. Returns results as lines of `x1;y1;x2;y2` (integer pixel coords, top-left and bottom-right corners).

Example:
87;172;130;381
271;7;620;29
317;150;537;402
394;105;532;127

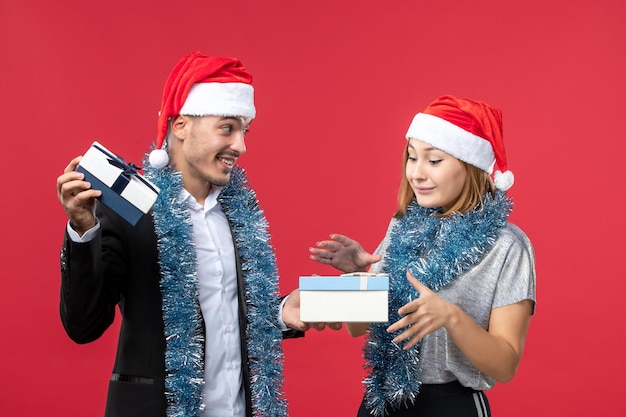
173;115;251;190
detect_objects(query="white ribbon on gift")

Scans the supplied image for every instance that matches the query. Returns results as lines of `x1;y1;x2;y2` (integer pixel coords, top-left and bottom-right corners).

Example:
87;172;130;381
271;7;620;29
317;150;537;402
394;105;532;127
341;272;380;291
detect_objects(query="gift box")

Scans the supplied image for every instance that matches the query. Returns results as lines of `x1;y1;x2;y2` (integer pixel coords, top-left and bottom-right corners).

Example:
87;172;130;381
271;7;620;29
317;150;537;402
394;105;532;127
299;273;389;322
76;141;159;226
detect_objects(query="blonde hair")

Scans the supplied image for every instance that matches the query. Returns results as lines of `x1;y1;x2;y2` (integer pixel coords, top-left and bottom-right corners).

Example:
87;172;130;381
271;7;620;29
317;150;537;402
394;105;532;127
394;142;495;218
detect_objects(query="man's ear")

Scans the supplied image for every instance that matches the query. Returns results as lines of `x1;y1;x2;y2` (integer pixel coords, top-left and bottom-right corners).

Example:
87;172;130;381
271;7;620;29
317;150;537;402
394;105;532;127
170;115;188;140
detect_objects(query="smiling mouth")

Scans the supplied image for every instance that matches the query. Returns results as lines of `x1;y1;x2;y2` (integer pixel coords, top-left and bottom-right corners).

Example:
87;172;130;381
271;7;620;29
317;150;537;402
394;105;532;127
218;157;236;167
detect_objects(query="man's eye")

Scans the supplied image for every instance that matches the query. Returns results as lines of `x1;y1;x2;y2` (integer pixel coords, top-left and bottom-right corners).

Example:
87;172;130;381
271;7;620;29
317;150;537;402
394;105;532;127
243;128;249;135
221;125;233;133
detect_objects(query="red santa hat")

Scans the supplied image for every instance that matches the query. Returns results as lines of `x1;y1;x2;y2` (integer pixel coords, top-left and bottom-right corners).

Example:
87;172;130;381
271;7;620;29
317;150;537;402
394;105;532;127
149;51;256;168
405;95;514;190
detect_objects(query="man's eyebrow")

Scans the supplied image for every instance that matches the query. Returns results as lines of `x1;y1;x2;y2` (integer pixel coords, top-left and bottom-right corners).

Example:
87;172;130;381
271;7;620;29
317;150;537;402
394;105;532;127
219;116;253;127
219;116;242;122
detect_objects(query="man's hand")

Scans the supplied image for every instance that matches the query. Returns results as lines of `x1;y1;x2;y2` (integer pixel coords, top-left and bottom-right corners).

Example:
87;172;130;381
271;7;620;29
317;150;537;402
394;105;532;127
282;289;342;332
56;156;101;236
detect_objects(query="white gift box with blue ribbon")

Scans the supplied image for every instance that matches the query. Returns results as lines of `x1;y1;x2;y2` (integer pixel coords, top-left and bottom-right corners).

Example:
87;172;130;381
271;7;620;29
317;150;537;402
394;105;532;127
76;141;159;226
299;273;389;322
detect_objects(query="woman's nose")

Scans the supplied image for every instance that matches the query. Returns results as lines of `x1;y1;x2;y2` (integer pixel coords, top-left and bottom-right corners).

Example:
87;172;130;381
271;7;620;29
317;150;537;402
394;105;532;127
408;162;425;180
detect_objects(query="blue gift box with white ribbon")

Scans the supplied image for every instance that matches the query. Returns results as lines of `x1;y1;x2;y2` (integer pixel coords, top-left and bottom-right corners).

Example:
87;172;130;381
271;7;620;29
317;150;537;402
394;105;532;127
299;273;389;322
76;141;159;226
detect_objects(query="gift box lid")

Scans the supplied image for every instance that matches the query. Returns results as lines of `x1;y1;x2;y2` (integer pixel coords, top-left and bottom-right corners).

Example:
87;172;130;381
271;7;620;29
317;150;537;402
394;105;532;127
77;141;159;226
299;273;389;291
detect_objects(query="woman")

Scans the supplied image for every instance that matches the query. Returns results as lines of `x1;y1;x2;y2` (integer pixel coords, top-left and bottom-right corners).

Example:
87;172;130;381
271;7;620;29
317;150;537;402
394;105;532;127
310;95;536;417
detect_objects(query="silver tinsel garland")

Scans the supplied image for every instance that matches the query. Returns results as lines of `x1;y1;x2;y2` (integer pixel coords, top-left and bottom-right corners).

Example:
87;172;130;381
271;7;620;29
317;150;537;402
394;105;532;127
363;191;512;416
146;164;287;417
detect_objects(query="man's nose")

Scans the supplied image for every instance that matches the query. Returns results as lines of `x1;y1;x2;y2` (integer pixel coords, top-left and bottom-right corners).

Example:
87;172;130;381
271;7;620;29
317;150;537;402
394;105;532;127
231;131;247;155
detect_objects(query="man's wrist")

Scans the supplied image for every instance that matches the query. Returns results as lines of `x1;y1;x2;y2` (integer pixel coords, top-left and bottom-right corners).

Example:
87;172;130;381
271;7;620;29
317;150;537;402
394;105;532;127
277;296;290;331
69;219;96;237
67;219;100;242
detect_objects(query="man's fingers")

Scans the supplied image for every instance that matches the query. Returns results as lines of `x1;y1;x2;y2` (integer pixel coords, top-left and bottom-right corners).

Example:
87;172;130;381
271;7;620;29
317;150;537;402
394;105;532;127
309;322;326;331
289;321;310;332
57;170;87;193
60;178;91;199
327;322;342;331
63;155;83;174
74;188;101;201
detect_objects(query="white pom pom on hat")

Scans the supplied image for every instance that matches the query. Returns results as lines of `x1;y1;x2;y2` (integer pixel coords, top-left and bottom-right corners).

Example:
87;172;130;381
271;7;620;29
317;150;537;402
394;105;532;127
405;95;514;190
148;148;169;169
494;170;514;191
149;51;256;168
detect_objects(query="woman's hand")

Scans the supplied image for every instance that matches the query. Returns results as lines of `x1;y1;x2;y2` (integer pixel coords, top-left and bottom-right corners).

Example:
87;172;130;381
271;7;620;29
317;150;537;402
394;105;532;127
309;233;381;273
387;271;456;349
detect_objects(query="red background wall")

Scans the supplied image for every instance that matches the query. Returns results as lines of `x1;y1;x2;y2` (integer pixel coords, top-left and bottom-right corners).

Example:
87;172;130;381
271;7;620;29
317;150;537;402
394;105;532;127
1;0;625;415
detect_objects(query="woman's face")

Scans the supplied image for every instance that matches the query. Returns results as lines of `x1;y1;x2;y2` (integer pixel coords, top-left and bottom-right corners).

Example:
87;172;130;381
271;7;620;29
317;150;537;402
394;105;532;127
405;138;467;211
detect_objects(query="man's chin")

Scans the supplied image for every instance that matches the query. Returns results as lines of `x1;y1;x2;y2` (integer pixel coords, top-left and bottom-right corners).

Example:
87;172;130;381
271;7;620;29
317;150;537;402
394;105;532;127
209;172;231;187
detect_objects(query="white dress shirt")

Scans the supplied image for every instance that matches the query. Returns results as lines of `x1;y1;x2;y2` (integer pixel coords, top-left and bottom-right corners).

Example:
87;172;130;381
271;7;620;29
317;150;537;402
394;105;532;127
183;186;245;417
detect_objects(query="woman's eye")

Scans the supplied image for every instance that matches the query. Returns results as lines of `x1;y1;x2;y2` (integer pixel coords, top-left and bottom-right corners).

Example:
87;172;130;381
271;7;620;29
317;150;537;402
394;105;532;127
408;156;417;161
430;159;443;165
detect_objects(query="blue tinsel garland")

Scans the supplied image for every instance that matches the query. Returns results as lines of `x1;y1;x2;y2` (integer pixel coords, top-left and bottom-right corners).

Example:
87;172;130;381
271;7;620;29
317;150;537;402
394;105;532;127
218;167;287;417
146;164;286;417
363;191;512;416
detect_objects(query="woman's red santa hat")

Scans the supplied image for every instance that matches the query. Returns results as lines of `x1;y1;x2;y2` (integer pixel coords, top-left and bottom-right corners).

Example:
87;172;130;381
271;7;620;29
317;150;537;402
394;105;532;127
149;51;256;168
405;95;514;190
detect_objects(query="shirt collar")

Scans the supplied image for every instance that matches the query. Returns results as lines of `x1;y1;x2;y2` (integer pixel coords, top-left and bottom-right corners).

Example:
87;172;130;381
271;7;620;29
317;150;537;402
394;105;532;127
178;185;224;212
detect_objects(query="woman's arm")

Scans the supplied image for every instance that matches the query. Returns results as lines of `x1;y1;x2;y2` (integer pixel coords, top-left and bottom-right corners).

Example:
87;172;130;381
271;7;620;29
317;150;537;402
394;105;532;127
388;272;533;383
444;299;532;382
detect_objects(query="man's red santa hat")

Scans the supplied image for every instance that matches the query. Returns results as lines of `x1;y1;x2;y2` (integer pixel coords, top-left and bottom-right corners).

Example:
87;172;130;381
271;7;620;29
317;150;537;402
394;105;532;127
405;95;514;190
149;51;256;168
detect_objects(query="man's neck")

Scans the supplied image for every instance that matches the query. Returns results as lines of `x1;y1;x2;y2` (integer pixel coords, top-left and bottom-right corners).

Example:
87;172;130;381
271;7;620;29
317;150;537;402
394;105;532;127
183;180;211;207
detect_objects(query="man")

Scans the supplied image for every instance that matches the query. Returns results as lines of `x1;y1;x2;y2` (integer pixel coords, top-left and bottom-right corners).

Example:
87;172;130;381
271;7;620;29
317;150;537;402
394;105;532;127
56;51;333;417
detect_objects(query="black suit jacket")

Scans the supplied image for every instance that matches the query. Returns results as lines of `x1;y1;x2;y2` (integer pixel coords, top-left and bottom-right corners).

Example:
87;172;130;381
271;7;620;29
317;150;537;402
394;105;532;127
60;203;299;416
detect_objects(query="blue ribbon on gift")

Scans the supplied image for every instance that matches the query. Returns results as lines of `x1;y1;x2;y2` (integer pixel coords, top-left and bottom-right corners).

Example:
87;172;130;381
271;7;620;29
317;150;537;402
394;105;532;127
93;143;158;195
